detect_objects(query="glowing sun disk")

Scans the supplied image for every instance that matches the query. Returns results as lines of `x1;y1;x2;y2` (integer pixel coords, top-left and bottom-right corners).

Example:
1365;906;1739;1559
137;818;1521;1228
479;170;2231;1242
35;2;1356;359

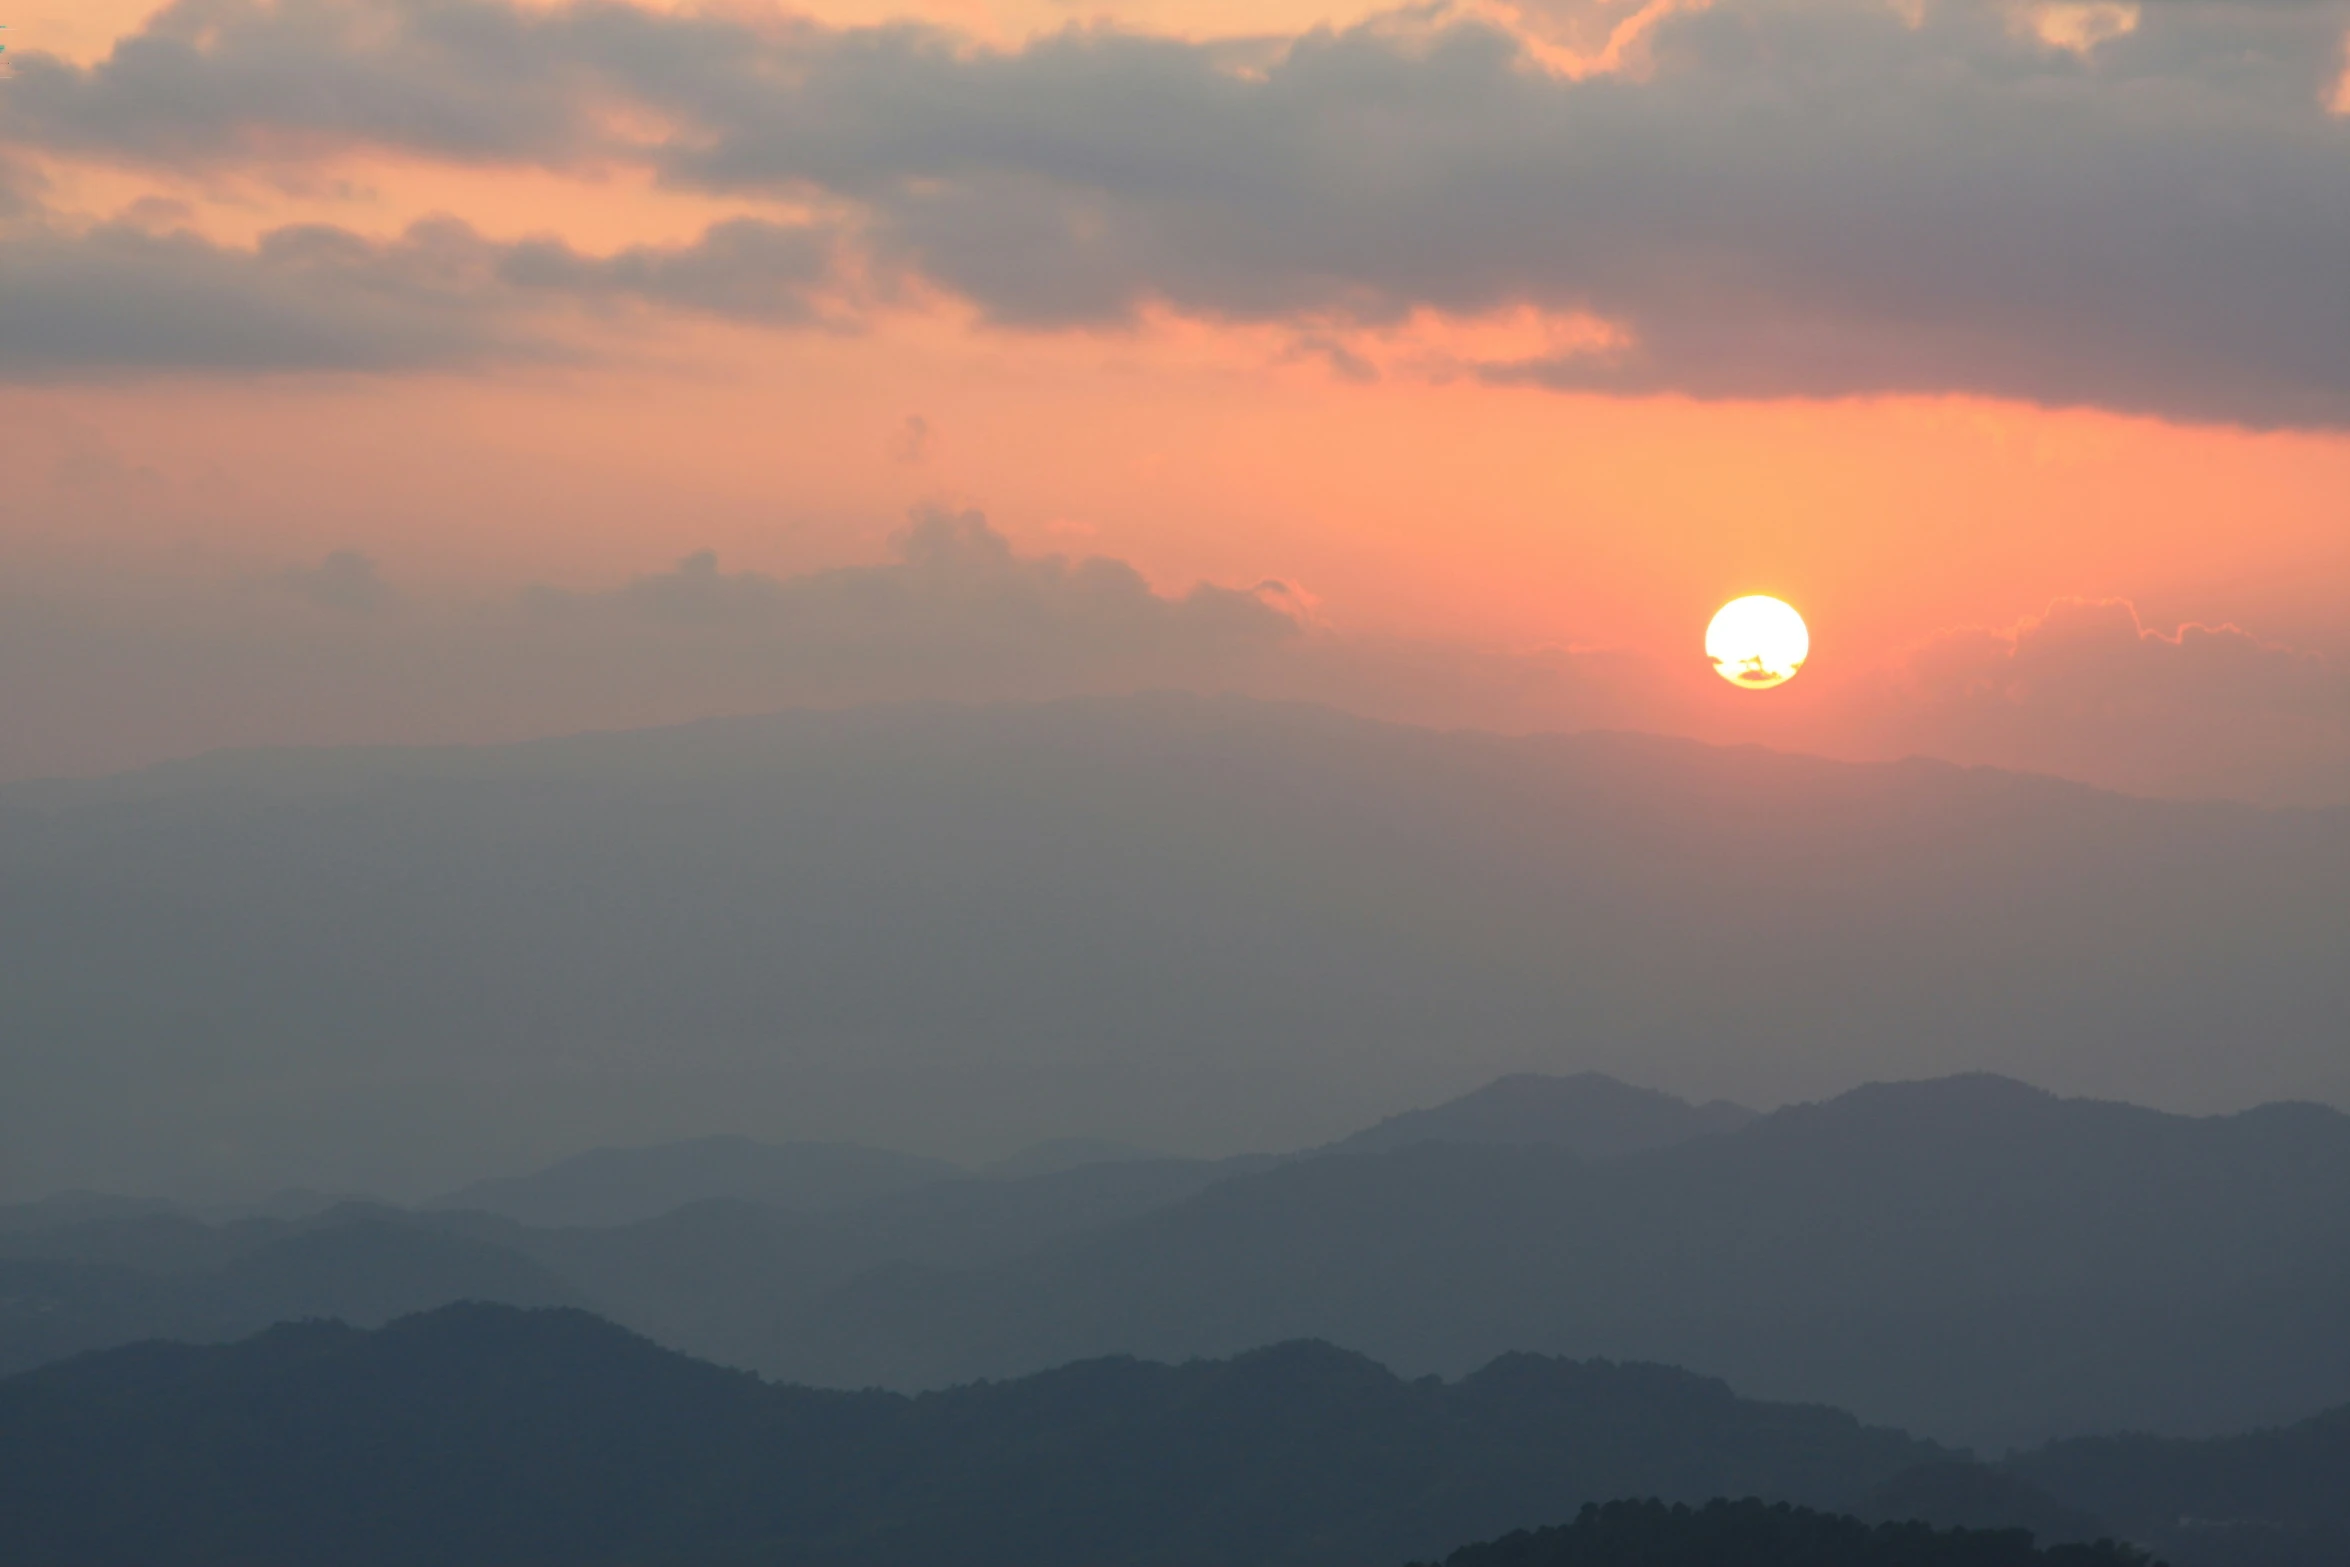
1707;595;1809;689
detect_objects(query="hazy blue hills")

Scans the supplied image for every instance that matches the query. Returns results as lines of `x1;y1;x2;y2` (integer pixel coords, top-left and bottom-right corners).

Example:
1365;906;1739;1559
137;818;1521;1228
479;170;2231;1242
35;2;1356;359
3;1075;2346;1447
0;1301;1958;1567
0;1148;1263;1379
985;1136;1174;1178
0;1071;1748;1382
0;1214;582;1377
1329;1072;1755;1157
2015;1408;2350;1567
430;1136;960;1227
767;1076;2350;1447
6;693;2346;1199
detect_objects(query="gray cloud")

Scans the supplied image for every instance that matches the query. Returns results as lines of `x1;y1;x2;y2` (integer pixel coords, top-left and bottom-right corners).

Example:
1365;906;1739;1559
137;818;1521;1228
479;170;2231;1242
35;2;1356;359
0;216;520;375
0;0;610;167
5;537;2342;803
0;210;849;375
538;506;1306;659
1876;599;2350;804
6;0;2349;421
0;510;1339;780
282;548;393;613
1904;598;2348;720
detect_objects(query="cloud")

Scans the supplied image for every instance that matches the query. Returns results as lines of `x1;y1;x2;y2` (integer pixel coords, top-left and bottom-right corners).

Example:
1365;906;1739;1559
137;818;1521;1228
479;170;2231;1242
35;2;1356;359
0;509;1671;785
537;506;1307;661
7;0;2350;422
0;210;852;376
0;0;610;167
1904;598;2346;720
1879;598;2350;804
0;510;1339;779
282;548;393;613
8;539;2343;804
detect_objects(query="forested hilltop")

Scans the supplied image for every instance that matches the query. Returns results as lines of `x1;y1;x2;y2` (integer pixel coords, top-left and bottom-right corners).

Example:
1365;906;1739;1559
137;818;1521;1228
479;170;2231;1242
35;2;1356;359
1416;1500;2151;1567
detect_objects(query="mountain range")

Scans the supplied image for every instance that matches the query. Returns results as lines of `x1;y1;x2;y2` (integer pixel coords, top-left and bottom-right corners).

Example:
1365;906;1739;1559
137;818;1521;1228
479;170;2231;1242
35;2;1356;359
5;694;2345;1200
4;1302;2339;1567
430;1137;961;1228
5;1072;2346;1449
0;1303;2032;1567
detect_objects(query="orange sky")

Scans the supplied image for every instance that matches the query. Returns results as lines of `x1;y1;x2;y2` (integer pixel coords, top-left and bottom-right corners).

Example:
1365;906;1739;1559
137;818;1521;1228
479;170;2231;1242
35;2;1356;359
5;0;2348;802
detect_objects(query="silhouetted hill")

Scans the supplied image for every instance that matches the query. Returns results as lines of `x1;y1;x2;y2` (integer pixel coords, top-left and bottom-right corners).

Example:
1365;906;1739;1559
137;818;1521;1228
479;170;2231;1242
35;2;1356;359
0;1303;1958;1567
431;1136;961;1227
11;1076;2340;1445
2012;1406;2350;1567
1413;1498;2149;1567
0;1156;1262;1378
1863;1465;2104;1544
765;1075;2350;1446
0;1193;173;1231
985;1137;1172;1178
7;695;2346;1198
1330;1073;1753;1157
0;1215;582;1376
0;1258;252;1377
209;1216;583;1323
8;1077;2347;1448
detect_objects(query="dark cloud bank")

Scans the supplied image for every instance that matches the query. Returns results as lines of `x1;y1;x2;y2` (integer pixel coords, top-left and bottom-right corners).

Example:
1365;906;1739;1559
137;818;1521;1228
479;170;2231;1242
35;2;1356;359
4;0;2349;423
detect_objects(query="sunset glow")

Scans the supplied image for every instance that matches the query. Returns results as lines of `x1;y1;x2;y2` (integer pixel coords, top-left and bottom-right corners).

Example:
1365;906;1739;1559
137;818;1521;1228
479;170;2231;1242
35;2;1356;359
0;0;2343;805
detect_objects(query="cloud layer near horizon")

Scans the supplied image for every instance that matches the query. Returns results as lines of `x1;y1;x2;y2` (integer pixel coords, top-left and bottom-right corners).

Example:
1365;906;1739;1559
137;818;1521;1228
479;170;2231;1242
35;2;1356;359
5;0;2349;424
3;518;2343;805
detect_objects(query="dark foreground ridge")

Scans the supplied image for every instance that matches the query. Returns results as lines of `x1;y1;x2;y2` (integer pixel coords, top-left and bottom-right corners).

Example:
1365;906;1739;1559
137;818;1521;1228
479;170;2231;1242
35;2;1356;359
1415;1499;2149;1567
5;1303;2344;1565
0;1301;1952;1567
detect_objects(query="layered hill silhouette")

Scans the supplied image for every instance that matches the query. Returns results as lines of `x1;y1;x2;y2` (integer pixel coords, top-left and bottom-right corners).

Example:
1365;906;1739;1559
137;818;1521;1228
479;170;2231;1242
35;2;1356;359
0;1070;1772;1379
2014;1406;2350;1567
766;1076;2350;1447
4;1074;2346;1447
0;1143;1268;1379
0;1303;1959;1567
430;1136;960;1227
0;1216;582;1377
1414;1498;2145;1567
1329;1072;1754;1157
6;694;2345;1199
10;1304;2342;1566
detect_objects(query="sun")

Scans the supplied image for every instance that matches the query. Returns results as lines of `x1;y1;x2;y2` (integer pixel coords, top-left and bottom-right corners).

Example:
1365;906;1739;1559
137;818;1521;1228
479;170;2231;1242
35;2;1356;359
1706;596;1809;689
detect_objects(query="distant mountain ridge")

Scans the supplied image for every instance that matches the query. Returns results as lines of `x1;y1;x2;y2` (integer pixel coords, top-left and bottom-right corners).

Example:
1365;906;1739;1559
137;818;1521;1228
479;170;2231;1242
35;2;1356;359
1330;1072;1754;1158
762;1074;2350;1446
0;1213;582;1377
0;1302;1956;1567
0;1148;1263;1380
2013;1405;2350;1567
6;693;2345;1199
1414;1498;2145;1567
5;1303;2341;1566
6;1074;2348;1446
430;1136;961;1227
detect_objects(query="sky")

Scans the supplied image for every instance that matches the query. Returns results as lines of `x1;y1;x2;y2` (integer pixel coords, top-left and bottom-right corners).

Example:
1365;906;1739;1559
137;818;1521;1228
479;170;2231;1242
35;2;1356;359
4;0;2349;805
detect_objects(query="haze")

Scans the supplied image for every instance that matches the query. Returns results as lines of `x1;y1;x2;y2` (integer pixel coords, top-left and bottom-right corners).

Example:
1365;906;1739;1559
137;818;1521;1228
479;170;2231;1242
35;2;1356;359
4;13;2350;1564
